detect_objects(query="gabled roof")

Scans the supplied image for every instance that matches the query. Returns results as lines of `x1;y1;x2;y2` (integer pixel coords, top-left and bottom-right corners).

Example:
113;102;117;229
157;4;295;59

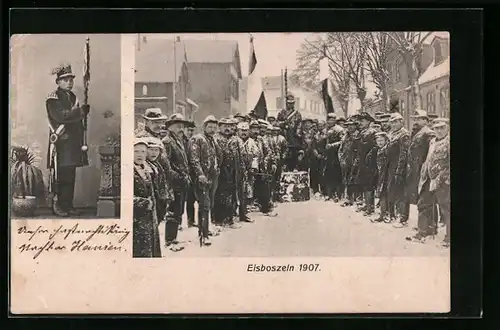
418;56;449;85
182;40;242;78
135;39;187;83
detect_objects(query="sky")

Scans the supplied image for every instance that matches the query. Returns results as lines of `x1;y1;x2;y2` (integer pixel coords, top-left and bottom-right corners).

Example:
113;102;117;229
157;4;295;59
143;33;314;78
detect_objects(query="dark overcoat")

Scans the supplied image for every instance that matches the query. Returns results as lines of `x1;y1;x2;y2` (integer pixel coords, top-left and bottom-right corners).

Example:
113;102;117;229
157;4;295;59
276;108;302;148
405;126;436;204
386;127;410;201
338;131;358;185
354;127;378;187
46;88;88;168
162;131;190;192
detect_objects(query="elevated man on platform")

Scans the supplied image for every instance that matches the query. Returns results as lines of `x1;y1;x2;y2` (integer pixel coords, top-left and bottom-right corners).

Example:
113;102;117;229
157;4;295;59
46;64;90;217
276;93;302;171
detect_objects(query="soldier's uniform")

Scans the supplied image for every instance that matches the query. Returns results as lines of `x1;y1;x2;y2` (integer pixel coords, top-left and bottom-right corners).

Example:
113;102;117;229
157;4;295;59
276;93;302;171
161;113;190;248
385;113;411;225
324;124;345;201
214;118;240;227
255;120;277;215
354;113;378;215
46;64;90;217
339;119;360;206
372;132;390;222
411;120;450;245
404;110;437;223
229;118;246;221
188;115;221;246
184;121;197;228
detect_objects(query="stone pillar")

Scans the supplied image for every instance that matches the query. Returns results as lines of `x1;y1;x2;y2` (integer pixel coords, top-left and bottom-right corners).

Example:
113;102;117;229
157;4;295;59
97;146;121;218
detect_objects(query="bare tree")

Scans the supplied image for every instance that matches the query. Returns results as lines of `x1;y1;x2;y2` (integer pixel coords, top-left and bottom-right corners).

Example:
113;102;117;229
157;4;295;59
383;32;432;110
327;33;367;111
359;32;392;111
294;34;351;117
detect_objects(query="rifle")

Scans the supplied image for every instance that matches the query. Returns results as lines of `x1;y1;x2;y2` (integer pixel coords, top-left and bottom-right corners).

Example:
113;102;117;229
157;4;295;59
82;37;90;154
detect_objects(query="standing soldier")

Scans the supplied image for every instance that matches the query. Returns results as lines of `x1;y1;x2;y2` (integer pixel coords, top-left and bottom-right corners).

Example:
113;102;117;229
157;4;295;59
255;120;278;217
237;122;256;222
188;116;220;246
324;117;345;202
46;64;90;217
339;119;359;206
272;125;288;201
229;117;246;222
183;120;197;228
386;113;411;227
162;113;190;252
353;113;378;216
213;118;240;228
404;110;436;229
248;120;263;210
276;93;302;171
407;119;450;248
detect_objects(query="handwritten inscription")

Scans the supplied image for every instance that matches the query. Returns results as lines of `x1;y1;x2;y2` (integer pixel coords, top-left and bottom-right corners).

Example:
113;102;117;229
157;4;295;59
16;223;130;260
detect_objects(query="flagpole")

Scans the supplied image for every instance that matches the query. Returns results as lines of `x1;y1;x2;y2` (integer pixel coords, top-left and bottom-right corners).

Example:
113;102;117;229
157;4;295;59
281;69;284;108
173;36;177;113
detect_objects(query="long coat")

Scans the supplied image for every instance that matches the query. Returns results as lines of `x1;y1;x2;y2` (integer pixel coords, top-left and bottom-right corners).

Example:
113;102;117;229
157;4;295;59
405;126;436;204
162;131;190;192
46;88;88;168
241;137;260;198
418;134;450;195
354;127;378;187
386;127;411;200
189;133;220;183
375;145;389;195
133;165;161;258
338;131;358;185
324;126;344;185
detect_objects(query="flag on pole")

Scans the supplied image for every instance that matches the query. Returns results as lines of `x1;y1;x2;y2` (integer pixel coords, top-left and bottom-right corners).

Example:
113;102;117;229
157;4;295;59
319;54;335;114
247;36;267;119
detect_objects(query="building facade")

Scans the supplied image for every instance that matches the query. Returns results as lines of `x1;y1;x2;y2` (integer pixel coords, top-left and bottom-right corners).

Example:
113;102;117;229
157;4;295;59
135;37;198;130
261;76;327;120
365;32;450;129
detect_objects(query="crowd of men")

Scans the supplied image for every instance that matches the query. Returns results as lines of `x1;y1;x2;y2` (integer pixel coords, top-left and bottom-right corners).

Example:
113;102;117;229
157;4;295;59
132;93;450;258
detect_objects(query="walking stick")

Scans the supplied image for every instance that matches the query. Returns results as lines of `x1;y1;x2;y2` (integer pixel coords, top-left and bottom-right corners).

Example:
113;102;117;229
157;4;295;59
82;37;90;154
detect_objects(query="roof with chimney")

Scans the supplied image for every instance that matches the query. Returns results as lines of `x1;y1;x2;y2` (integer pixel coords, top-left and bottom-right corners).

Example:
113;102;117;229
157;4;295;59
135;38;187;83
182;40;242;78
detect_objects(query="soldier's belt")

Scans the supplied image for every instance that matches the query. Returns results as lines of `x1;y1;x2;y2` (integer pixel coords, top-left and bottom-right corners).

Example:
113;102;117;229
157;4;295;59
48;122;66;144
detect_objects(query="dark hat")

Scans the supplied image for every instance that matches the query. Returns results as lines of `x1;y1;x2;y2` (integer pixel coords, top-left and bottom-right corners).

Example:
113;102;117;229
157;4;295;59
350;114;362;120
358;112;375;122
234;113;246;119
286;93;296;103
52;63;76;81
143;108;168;121
165;113;188;127
344;119;357;126
327;113;337;119
378;114;391;123
336;116;346;123
432;118;449;128
186;120;196;128
267;116;276;121
374;111;385;118
427;114;439;120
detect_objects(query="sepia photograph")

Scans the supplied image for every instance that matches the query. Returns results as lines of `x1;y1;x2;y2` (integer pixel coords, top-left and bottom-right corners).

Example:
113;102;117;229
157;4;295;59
132;32;450;258
10;34;122;219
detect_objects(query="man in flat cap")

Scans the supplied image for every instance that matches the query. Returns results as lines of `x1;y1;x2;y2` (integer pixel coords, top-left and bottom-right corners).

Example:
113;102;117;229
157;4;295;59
403;110;437;228
408;119;450;248
213;118;241;228
276;93;303;171
162;113;190;251
352;112;378;216
46;63;90;217
188;115;221;246
386;112;411;227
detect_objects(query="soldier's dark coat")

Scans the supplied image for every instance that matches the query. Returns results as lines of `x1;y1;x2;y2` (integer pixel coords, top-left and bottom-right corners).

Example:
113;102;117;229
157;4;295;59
339;130;359;185
375;145;389;195
162;131;190;192
354;127;378;187
405;126;436;204
386;126;411;201
46;88;88;167
276;108;302;148
324;126;344;186
147;159;172;222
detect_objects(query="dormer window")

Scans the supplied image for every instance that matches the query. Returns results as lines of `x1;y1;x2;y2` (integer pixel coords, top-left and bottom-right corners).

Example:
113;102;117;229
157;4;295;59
433;40;444;65
142;85;148;96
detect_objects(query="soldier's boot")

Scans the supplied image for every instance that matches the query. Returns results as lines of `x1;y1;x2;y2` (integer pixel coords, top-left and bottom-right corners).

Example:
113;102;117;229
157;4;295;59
52;197;69;217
